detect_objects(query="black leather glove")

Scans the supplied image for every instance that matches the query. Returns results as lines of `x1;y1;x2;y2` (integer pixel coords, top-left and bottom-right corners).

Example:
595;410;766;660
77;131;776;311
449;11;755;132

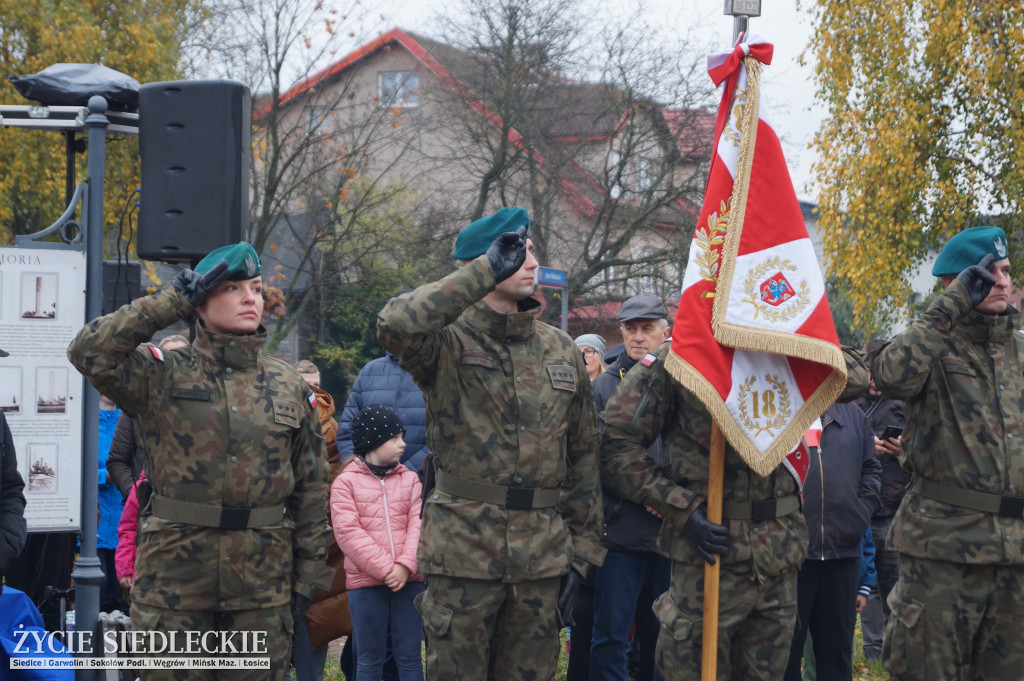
172;259;231;308
956;253;996;308
485;225;528;284
290;592;311;624
682;504;729;565
557;569;584;628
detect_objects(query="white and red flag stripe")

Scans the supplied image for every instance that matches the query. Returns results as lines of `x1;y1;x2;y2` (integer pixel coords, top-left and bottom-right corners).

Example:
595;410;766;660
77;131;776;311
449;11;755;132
666;35;846;477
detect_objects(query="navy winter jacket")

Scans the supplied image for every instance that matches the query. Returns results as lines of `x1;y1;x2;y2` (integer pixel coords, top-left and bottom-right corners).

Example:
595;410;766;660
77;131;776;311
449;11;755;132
804;401;882;561
593;352;663;554
336;354;429;474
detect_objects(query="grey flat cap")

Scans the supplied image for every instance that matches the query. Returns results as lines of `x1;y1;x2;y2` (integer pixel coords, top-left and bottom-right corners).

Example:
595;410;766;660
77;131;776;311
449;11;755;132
616;294;668;322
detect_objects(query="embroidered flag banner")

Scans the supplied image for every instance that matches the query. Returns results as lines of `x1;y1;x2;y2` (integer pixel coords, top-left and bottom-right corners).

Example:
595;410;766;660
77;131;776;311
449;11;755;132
666;35;847;477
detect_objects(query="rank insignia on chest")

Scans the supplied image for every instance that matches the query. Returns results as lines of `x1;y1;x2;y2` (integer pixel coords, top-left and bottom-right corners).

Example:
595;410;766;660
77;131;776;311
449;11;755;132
546;364;577;392
641;353;658;367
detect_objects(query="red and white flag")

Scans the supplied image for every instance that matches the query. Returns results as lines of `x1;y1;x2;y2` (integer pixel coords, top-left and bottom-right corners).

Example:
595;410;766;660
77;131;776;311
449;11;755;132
666;35;846;478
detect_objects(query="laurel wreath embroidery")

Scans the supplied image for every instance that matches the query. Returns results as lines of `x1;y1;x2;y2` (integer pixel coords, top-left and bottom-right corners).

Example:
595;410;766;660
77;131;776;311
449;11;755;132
741;256;811;322
737;374;793;438
694;200;729;297
723;85;747;146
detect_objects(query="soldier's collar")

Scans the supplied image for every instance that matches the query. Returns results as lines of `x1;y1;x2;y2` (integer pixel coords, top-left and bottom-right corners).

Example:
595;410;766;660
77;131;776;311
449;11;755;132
463;297;538;341
958;305;1018;344
192;321;266;369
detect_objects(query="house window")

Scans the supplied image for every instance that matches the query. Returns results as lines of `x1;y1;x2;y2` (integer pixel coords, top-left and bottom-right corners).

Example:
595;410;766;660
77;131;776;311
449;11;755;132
379;71;419;107
305;106;331;133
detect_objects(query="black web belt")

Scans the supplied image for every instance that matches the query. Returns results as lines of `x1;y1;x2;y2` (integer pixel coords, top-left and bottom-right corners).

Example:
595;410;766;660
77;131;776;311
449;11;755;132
434;468;560;510
913;478;1024;518
150;494;286;530
722;494;801;523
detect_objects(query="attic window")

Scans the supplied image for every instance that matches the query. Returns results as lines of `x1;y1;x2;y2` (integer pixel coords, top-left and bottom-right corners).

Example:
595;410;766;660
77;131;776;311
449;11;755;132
379;71;419;107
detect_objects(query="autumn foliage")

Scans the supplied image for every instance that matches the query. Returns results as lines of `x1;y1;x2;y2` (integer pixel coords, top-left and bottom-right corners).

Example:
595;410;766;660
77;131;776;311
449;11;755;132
805;1;1024;329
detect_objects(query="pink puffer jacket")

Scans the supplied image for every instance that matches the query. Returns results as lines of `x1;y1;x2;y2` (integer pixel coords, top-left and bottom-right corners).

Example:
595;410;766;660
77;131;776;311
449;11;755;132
330;458;424;589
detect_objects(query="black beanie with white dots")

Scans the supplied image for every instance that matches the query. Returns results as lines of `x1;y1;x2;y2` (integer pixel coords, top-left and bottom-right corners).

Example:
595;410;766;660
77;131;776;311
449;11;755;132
352;404;405;457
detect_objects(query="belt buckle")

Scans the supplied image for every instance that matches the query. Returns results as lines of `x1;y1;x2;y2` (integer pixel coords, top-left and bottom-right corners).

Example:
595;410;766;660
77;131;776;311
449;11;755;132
998;496;1024;518
506;487;535;510
219;506;252;531
750;499;777;523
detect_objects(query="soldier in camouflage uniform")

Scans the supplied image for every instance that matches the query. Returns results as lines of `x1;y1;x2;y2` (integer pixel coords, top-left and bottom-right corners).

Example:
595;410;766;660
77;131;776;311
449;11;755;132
870;226;1024;681
68;242;330;681
377;207;605;680
599;347;869;681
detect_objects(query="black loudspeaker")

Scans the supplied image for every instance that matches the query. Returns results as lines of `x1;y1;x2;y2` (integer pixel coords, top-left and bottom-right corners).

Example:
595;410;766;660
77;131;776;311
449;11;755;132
137;80;251;263
102;260;141;314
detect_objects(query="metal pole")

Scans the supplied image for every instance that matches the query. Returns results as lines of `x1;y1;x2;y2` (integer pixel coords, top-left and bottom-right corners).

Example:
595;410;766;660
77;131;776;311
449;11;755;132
561;287;568;333
733;15;748;42
65;131;76;211
72;95;109;681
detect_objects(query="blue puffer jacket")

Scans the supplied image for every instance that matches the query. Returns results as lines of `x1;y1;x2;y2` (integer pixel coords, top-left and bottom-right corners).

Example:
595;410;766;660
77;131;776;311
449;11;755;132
336;354;429;475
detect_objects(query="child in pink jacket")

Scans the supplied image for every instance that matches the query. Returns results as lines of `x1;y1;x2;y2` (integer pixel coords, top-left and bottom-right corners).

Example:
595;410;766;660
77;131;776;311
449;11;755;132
115;472;144;590
331;405;424;681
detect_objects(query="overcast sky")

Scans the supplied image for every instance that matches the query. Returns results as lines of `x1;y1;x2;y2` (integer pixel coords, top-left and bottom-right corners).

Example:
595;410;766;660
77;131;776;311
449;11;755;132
375;0;822;201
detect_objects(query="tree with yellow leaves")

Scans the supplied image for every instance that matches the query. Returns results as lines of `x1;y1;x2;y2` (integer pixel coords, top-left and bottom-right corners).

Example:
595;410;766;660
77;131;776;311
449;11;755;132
0;0;207;244
805;1;1024;330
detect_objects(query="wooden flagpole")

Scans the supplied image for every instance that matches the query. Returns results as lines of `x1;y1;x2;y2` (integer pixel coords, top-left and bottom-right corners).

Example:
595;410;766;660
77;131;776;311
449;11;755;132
701;422;726;681
701;6;759;680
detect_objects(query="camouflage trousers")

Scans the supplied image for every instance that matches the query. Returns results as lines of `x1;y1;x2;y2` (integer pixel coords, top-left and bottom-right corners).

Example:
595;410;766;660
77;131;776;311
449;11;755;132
883;555;1024;681
131;602;292;681
415;574;561;680
652;560;798;681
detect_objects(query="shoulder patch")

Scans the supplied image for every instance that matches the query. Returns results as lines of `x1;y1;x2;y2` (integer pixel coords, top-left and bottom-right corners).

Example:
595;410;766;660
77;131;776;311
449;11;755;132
148;346;164;362
307;390;317;409
641;352;658;367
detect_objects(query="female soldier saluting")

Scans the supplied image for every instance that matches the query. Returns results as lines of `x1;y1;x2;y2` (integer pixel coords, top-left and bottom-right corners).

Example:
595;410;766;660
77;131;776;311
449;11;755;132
68;242;330;680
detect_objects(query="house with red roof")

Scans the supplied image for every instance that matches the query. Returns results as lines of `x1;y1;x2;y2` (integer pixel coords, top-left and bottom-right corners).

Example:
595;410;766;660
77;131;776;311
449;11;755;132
256;27;717;330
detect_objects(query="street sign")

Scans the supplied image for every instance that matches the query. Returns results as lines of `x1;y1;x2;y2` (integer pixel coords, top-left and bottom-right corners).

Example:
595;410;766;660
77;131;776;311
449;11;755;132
537;266;567;289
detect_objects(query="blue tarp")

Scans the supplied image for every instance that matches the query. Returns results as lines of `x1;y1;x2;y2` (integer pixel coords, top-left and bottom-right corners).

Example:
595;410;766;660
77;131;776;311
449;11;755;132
0;586;74;681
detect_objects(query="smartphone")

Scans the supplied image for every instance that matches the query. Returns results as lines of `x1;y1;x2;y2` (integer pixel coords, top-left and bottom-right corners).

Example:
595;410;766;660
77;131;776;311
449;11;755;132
881;425;904;441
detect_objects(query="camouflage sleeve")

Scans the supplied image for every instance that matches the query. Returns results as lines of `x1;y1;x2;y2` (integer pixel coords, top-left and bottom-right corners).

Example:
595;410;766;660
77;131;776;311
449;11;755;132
838;346;869;403
66;287;194;414
562;348;606;575
377;256;494;389
600;357;700;524
870;281;974;400
289;397;333;597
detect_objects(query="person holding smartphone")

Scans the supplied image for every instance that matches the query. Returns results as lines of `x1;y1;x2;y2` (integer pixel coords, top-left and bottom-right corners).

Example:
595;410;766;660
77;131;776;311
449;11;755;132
855;346;909;661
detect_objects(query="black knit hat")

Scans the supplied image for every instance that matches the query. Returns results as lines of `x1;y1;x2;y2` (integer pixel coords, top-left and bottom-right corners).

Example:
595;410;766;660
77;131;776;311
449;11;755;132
352;405;405;457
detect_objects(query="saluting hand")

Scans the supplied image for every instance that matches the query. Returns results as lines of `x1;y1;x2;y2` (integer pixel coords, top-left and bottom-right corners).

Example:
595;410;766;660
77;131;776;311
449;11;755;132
172;259;232;308
486;225;528;284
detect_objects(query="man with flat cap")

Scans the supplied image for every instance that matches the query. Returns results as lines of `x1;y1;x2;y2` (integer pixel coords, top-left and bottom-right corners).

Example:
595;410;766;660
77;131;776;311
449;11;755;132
68;242;330;680
870;226;1024;680
378;207;605;680
589;294;671;681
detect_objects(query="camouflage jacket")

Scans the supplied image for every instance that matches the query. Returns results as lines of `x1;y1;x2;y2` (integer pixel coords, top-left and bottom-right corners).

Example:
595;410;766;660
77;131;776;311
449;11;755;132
600;345;808;578
872;280;1024;564
67;287;330;609
377;256;605;581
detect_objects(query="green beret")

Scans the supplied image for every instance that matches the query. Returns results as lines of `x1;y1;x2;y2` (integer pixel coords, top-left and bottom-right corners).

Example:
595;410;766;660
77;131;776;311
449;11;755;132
452;207;530;260
932;226;1009;276
194;241;261;281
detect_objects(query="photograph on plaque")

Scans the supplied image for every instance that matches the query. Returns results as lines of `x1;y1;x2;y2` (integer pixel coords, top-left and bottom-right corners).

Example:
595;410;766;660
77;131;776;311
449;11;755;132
35;366;68;414
26;442;58;493
20;271;58;320
0;366;22;414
